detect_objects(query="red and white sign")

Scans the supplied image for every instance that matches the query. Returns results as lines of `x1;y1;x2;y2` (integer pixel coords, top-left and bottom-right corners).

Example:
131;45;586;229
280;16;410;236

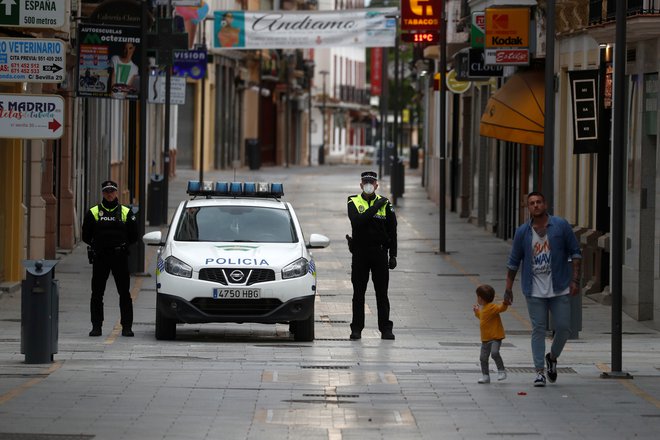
401;0;443;32
485;48;530;66
0;94;64;139
370;48;383;96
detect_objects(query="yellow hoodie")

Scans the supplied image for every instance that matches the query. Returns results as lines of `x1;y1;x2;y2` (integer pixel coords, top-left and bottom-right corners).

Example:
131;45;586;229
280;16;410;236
474;302;508;342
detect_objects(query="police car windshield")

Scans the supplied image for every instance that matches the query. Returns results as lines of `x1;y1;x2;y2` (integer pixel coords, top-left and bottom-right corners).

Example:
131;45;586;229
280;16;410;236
174;206;298;243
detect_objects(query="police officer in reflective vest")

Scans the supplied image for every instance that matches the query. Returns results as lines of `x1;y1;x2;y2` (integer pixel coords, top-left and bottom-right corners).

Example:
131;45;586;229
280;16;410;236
82;180;138;337
347;171;397;340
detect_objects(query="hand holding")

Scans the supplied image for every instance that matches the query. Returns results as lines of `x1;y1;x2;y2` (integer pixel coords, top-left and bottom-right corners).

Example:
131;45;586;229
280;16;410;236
388;256;397;269
503;289;513;305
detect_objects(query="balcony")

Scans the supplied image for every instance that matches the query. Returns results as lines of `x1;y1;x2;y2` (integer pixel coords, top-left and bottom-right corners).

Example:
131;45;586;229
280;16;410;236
587;0;660;44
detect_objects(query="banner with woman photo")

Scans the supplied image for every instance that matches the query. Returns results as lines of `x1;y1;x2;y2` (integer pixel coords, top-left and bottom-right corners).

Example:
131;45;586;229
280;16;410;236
213;8;397;50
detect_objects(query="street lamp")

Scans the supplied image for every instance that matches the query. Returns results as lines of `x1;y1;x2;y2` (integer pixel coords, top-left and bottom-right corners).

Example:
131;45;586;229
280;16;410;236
319;70;329;165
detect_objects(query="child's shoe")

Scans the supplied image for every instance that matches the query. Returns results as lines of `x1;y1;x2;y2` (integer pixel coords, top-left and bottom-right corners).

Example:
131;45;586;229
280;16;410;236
497;370;507;381
478;375;491;384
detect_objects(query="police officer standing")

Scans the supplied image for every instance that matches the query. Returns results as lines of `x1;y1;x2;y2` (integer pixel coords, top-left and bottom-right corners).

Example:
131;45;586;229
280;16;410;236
82;180;138;337
347;171;397;340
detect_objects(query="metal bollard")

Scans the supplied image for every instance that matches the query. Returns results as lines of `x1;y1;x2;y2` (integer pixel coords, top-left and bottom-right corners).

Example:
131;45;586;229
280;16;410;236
21;260;59;364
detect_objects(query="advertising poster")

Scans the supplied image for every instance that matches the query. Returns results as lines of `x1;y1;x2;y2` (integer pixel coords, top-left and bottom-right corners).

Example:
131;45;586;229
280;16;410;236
77;24;142;100
212;8;397;50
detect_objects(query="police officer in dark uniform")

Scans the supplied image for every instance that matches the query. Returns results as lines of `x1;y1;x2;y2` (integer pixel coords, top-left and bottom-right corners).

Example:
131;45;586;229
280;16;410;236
82;180;138;337
347;171;397;340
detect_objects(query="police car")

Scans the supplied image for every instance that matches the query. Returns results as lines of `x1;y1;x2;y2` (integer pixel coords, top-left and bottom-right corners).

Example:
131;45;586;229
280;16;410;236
142;181;330;341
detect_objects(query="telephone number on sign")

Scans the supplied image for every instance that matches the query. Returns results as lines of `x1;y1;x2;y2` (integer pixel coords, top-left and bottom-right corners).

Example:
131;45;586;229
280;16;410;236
212;288;261;299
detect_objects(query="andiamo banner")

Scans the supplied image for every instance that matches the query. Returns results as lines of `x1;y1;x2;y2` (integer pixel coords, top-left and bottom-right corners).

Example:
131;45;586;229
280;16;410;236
213;8;397;50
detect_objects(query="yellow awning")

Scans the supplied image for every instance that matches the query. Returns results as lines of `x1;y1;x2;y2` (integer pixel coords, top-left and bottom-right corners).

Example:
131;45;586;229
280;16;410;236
479;70;545;146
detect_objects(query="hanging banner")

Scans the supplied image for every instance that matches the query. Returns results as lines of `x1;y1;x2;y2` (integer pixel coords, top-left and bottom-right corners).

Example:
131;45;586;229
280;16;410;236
569;70;600;154
77;24;142;100
370;47;383;96
212;8;397;50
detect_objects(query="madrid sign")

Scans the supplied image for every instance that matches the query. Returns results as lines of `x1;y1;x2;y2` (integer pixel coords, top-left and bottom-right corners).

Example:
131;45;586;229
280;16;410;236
0;38;65;83
0;0;66;28
0;93;64;139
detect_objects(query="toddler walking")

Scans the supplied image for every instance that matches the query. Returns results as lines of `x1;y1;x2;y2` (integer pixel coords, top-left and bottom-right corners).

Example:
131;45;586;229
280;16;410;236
473;284;508;384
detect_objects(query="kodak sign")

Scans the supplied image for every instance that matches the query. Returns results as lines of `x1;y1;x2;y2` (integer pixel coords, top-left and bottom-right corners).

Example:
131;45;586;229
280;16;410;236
401;0;443;32
485;7;530;48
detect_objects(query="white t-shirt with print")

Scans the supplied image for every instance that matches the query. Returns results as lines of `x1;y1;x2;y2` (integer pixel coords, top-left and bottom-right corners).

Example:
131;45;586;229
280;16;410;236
531;228;569;298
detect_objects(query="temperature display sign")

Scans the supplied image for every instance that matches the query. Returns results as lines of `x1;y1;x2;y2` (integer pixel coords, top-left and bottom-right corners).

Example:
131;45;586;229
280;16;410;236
401;32;439;43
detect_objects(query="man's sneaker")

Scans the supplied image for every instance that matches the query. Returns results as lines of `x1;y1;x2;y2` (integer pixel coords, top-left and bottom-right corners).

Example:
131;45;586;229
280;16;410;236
533;372;547;387
497;370;507;381
545;353;558;383
88;326;102;337
478;375;491;384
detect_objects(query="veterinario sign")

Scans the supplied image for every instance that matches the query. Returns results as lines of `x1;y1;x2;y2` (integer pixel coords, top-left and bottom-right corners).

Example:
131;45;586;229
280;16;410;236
0;38;66;83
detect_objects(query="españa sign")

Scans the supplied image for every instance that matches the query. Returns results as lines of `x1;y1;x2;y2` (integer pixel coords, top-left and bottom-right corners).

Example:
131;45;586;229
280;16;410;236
0;38;65;83
401;0;442;32
0;0;65;28
0;93;64;139
485;8;530;48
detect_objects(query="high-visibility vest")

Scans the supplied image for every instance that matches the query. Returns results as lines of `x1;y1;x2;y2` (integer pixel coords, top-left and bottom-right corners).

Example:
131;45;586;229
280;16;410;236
349;194;388;219
90;204;130;222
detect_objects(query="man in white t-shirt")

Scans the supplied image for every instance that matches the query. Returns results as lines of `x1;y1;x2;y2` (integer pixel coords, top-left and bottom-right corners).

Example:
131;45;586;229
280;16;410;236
504;192;582;387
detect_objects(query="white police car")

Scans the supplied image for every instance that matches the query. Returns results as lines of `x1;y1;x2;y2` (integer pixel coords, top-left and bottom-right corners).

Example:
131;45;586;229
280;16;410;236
142;181;330;341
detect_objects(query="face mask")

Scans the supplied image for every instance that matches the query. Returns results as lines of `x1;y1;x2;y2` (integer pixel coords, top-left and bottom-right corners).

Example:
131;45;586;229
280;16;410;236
362;183;375;195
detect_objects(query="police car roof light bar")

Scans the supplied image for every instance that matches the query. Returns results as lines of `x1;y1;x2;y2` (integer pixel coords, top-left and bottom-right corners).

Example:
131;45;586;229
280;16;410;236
186;180;284;198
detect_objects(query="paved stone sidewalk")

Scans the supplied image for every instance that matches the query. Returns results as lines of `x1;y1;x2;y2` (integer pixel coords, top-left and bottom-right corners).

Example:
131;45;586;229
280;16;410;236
0;165;659;440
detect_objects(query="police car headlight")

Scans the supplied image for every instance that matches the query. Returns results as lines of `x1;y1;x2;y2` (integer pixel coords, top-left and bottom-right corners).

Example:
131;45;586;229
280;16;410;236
282;258;308;279
165;256;193;278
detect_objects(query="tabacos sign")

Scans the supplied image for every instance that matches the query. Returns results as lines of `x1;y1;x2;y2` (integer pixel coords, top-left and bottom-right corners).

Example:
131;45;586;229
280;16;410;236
485;7;530;49
401;0;443;32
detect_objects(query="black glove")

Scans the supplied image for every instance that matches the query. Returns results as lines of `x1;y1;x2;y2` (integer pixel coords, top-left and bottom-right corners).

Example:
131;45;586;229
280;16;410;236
374;197;388;209
388;256;397;269
345;234;353;254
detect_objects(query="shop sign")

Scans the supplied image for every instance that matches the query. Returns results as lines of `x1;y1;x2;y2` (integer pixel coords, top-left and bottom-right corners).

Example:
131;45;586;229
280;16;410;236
485;48;529;66
446;69;471;94
468;48;503;77
0;38;65;83
148;74;186;105
401;0;442;32
569;70;600;154
0;0;65;28
485;7;530;48
0;93;64;139
173;49;207;79
471;12;485;48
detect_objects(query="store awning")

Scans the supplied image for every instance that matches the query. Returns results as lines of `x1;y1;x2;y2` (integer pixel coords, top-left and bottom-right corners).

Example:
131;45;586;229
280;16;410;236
479;70;545;146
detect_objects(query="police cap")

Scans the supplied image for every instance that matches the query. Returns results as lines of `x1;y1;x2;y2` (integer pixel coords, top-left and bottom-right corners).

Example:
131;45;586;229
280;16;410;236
360;171;378;182
101;180;118;192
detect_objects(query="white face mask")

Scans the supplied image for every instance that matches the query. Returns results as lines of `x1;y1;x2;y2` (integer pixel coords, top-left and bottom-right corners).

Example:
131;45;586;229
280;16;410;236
362;183;375;195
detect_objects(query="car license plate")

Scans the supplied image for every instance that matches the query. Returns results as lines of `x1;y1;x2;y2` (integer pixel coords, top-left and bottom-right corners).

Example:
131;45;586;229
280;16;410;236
213;288;261;299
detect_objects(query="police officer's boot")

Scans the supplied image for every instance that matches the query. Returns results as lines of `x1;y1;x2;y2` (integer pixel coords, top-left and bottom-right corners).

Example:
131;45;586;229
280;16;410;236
121;327;134;337
89;325;102;337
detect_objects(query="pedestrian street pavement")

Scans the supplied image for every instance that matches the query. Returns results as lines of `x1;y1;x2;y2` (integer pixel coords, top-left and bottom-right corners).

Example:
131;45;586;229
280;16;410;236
0;164;659;440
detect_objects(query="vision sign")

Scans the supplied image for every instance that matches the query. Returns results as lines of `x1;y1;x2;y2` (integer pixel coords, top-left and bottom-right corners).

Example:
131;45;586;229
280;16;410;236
0;38;65;83
0;93;64;139
401;0;442;32
0;0;65;28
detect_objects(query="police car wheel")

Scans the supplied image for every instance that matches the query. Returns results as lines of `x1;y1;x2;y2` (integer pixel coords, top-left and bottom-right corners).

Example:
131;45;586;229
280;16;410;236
155;307;177;340
292;308;315;342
